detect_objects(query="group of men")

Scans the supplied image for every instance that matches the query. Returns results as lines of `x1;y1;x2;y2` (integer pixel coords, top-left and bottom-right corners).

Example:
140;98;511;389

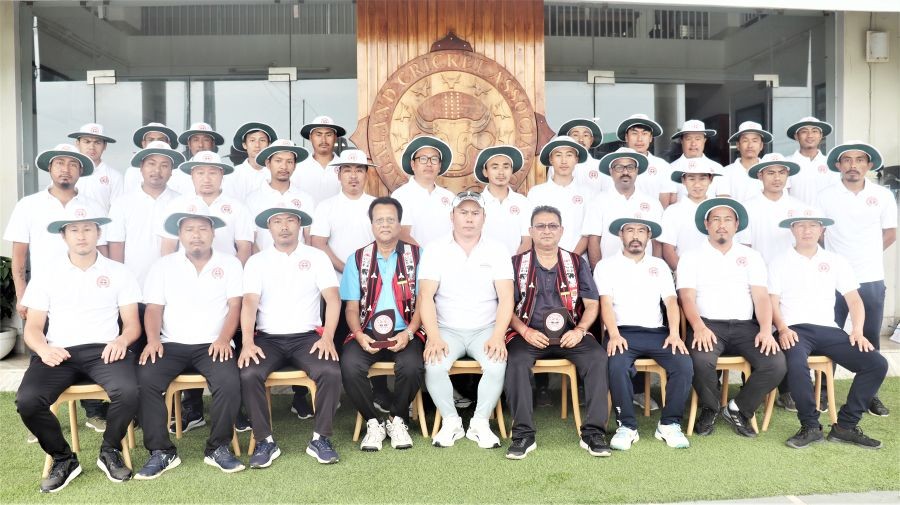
4;112;894;494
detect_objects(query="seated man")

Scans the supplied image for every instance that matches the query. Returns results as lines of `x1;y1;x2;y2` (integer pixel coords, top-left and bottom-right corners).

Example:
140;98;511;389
340;197;424;451
770;211;888;449
16;208;140;492
135;204;244;479
596;216;692;450
238;205;342;466
420;191;514;449
504;205;609;460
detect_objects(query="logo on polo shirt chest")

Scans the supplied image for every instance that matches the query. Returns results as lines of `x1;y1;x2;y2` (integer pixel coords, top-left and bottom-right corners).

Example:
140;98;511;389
545;313;565;332
817;164;828;174
211;267;224;280
648;166;657;175
220;204;232;214
298;260;311;271
96;275;110;288
572;195;583;205
736;256;748;267
291;199;302;208
187;204;198;213
639;202;650;212
648;266;659;277
99;176;109;185
74;208;87;218
588;170;599;180
865;196;879;207
818;262;830;273
441;196;450;206
687;160;698;170
509;205;520;215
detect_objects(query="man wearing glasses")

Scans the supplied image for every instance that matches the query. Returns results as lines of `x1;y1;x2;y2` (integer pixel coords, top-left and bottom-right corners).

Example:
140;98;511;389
391;136;455;247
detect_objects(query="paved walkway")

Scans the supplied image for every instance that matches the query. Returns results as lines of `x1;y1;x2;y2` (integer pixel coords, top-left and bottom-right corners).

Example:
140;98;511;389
677;490;899;504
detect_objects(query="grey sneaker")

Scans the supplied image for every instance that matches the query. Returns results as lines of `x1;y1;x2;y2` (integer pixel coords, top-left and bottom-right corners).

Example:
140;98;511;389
40;456;81;493
97;449;132;482
775;392;797;412
26;430;38;444
785;425;824;449
85;416;106;433
134;450;181;480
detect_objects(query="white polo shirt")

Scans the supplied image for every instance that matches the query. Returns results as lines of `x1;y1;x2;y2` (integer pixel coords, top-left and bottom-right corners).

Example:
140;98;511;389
3;190;107;280
243;244;338;334
21;253;141;348
73;161;124;212
787;150;839;207
582;188;663;259
310;191;376;277
768;247;858;328
481;187;532;256
658;197;750;257
123;166;142;195
638;153;678;198
160;194;254;257
720;160;764;203
418;234;513;329
671;155;729;201
167;169;196;196
143;251;243;345
548;157;612;196
392;179;454;247
817;179;898;283
594;252;675;328
742;192;806;264
226;160;270;203
246;183;317;250
107;187;181;286
291;155;341;204
527;178;594;252
676;241;768;321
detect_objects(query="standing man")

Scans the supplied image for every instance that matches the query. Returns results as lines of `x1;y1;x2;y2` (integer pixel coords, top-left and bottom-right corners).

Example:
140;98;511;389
125;122;179;193
742;153;804;264
597;217;692;451
340;197;424;452
817;141;896;416
391;136;456;247
238;206;343;466
227;122;278;202
786;117;838;206
475;145;533;256
420;192;514;448
617;114;678;208
721;121;773;203
293;116;345;203
657;164;725;271
504;205;610;459
16;208;140;492
171;122;226;195
770;212;888;449
550;118;610;196
67;123;124;212
677;198;786;437
669;120;729;202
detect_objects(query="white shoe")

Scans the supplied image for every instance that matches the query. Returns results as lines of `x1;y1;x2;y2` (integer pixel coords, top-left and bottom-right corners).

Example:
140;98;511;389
632;393;659;411
655;422;690;449
466;418;501;449
360;419;386;452
386;416;413;450
610;426;639;451
432;416;465;448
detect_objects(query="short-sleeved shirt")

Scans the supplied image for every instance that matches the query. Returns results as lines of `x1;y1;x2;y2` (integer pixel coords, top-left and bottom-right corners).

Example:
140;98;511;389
787;150;839;207
639;153;678;197
143;251;243;345
246;184;317;250
720;160;765;203
817;180;897;282
123;166;143;195
161;193;254;257
107;187;181;285
310;192;376;278
768;247;858;328
658;197;749;256
581;188;663;260
340;248;412;331
527;179;594;252
21;253;141;348
670;155;729;201
595;252;675;328
549;157;612;196
676;241;767;321
291;155;341;204
516;254;598;330
418;234;514;329
73;161;124;212
742;192;806;264
481;187;532;256
392;180;454;247
166;169;195;196
243;244;338;334
226;160;271;203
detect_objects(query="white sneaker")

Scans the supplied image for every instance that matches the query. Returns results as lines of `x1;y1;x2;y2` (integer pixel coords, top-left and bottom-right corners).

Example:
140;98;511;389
360;419;386;452
610;426;639;451
432;416;465;448
385;416;413;450
655;422;690;449
466;417;501;449
632;393;660;411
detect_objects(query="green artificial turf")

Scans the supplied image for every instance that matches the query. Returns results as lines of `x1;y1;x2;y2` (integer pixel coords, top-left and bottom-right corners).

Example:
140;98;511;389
1;378;898;504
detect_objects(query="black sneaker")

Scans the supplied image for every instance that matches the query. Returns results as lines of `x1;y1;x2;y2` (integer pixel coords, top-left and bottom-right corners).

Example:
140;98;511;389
306;437;340;464
785;425;824;449
290;394;314;420
694;407;718;436
234;410;251;433
721;405;757;438
134;450;181;480
168;409;206;434
505;436;537;460
97;449;132;483
827;423;882;449
868;396;889;417
775;392;797;412
579;432;612;457
40;456;82;493
535;387;553;408
249;439;281;468
373;392;392;415
204;445;245;473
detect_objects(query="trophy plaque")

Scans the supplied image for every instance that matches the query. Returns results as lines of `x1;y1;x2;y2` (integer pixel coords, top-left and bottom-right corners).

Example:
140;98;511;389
544;307;573;346
370;309;396;349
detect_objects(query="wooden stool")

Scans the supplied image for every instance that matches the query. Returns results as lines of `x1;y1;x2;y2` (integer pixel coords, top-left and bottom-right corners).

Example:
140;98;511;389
686;356;763;436
247;367;318;454
636;358;668;416
352;362;429;441
164;374;242;455
525;359;582;436
431;360;507;439
41;384;136;478
761;356;837;431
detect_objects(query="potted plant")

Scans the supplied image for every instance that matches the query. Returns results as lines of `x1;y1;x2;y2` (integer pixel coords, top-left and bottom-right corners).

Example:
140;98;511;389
0;255;18;359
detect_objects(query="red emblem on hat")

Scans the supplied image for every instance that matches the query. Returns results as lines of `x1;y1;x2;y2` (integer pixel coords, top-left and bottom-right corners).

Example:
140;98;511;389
201;152;214;161
211;267;224;279
298;260;311;271
648;166;657;175
648;266;659;277
509;205;520;215
736;256;748;267
588;170;599;180
89;126;100;134
291;199;302;208
220;204;232;214
866;196;878;207
199;124;210;131
817;164;828;174
803;209;814;217
818;262;830;273
74;208;87;218
99;176;109;185
96;275;110;288
572;195;583;205
441;196;450;206
639;202;650;212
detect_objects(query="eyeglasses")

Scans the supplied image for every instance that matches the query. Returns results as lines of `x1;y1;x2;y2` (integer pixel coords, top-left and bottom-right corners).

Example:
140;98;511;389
414;155;441;165
373;217;397;226
610;164;638;173
532;223;561;231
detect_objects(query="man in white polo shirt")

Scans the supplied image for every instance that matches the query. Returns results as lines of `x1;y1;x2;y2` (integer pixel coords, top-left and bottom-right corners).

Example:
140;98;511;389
721;121;773;203
238;206;342;467
475;145;533;256
420;191;514;449
170;122;226;196
617;114;678;208
227;122;277;202
786;117;838;206
292;116;345;203
391;136;456;247
549;118;611;196
669;120;729;202
658;163;725;271
16;208;140;492
677;198;785;438
67;123;124;212
817;141;897;416
597;217;692;451
769;211;888;450
124;122;179;193
742;154;805;264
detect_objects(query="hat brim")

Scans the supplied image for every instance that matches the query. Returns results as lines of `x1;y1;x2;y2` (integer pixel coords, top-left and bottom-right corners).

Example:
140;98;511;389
748;161;800;179
539;139;589;166
728;129;773;144
826;143;883;172
778;217;835;229
254;208;313;229
300;123;347;139
178;130;225;146
179;161;234;175
68;132;116;144
616;118;663;141
671;129;716;140
786;121;833;139
163;213;227;236
695;198;749;235
670;170;721;183
35;150;95;176
557;119;603;148
255;145;310;166
598;151;649;176
232;123;278;152
401;136;454;176
132;126;178;149
473;146;525;184
608;217;662;239
131;148;186;168
47;217;111;234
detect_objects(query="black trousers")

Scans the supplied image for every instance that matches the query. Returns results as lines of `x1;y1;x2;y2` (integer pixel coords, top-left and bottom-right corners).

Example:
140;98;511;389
16;344;138;460
784;324;888;429
505;336;609;439
137;342;241;455
239;332;342;439
688;318;786;418
182;329;242;416
340;337;424;422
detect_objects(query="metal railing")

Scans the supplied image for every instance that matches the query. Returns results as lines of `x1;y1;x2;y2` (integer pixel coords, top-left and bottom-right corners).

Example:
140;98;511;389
544;3;723;41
